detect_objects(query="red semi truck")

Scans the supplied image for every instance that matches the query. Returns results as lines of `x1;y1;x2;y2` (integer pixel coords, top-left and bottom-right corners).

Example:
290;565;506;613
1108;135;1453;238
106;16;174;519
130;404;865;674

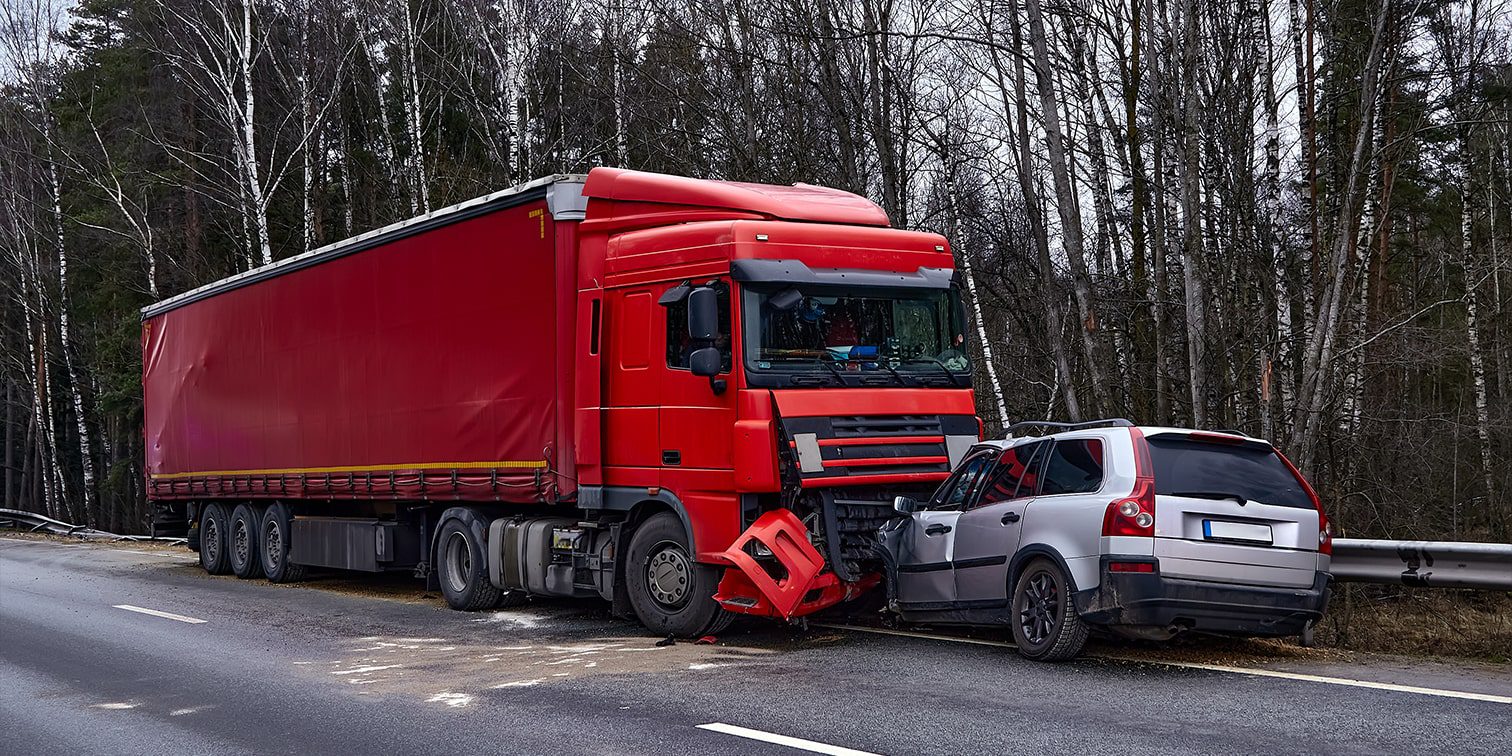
144;168;980;635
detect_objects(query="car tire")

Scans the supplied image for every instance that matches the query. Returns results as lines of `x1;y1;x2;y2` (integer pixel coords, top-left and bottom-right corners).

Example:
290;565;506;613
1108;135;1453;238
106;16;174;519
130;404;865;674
625;512;730;637
259;502;307;584
229;503;265;579
198;503;232;575
1010;558;1088;662
437;517;503;611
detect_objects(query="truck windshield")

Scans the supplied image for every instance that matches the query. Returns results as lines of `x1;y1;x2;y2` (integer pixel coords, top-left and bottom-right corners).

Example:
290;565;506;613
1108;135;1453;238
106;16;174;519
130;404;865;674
744;285;970;384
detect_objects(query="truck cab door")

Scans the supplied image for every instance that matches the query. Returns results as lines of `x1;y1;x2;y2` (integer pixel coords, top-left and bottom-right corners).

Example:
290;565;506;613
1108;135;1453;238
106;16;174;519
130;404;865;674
951;441;1048;608
890;451;994;607
657;280;736;472
602;289;660;476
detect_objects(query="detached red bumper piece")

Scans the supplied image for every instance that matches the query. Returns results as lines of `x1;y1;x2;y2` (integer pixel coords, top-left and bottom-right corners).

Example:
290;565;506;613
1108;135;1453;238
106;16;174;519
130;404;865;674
713;509;878;619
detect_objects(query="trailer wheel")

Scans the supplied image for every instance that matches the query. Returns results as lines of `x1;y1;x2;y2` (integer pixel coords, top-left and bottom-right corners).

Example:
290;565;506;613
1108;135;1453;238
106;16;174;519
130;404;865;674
260;502;306;583
437;518;502;611
199;503;232;575
229;503;265;579
625;512;730;637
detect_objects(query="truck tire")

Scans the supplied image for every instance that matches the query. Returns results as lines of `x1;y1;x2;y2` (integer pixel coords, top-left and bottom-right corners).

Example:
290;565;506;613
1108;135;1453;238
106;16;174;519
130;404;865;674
1010;558;1088;662
259;502;306;584
625;512;730;637
437;517;502;611
199;503;232;575
229;503;265;579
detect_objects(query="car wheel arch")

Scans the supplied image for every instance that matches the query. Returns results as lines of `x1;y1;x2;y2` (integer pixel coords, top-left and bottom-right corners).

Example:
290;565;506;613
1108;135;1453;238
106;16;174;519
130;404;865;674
1007;544;1080;596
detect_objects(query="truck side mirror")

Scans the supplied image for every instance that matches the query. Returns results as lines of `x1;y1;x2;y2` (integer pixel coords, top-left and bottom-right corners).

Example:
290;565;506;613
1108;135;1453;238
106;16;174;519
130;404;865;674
893;496;920;514
689;347;721;377
687;287;719;341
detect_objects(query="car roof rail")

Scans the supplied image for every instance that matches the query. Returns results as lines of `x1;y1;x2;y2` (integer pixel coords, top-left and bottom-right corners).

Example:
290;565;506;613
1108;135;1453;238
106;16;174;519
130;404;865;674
1004;418;1136;437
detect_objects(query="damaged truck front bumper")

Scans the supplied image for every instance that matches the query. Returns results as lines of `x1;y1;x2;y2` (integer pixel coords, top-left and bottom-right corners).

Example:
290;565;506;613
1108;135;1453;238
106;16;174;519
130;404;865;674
712;509;877;620
1074;558;1331;637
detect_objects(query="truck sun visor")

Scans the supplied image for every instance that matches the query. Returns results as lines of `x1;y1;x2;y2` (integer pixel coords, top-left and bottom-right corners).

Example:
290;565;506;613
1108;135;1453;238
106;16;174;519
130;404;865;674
731;258;954;289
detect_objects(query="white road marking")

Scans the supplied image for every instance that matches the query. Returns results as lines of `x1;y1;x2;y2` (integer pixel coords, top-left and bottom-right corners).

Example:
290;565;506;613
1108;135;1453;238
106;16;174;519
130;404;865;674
0;537;84;546
112;548;195;560
112;604;207;624
697;723;881;756
92;702;137;710
1106;657;1512;705
816;623;1511;705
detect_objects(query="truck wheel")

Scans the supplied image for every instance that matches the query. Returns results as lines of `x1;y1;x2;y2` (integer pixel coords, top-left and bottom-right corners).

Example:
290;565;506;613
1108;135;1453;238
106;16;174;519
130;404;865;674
229;503;265;579
1010;558;1088;662
437;518;502;611
199;503;232;575
625;512;730;637
260;502;307;583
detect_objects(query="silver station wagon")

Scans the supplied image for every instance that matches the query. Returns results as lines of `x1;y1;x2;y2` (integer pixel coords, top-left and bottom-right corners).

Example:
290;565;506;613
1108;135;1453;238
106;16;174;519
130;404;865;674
878;419;1333;661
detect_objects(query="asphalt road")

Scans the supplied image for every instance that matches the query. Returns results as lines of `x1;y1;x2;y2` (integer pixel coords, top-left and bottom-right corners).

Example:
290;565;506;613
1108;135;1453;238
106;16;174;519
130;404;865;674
2;536;1508;756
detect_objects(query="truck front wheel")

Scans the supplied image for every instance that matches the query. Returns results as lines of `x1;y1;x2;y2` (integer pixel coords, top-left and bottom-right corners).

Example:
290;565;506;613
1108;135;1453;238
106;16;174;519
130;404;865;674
625;512;730;637
437;517;503;611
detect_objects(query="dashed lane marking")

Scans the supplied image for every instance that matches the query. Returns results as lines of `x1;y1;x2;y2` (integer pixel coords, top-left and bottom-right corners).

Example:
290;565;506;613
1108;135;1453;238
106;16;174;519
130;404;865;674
697;723;882;756
113;604;207;624
814;623;1511;705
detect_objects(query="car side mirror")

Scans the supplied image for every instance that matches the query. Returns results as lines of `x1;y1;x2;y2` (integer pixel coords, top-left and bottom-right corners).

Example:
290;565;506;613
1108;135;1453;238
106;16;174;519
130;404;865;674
893;496;920;514
687;287;719;341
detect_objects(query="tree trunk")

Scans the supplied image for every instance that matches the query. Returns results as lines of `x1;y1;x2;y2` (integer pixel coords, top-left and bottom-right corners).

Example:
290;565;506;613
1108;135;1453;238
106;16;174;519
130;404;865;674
1023;0;1109;416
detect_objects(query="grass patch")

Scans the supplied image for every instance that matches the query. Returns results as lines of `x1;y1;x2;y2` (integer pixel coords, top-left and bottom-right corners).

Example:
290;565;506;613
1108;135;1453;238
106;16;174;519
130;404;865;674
1318;586;1512;662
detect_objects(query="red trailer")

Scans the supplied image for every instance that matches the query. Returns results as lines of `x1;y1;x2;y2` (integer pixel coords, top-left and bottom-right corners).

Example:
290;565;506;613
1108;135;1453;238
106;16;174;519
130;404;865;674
145;168;979;635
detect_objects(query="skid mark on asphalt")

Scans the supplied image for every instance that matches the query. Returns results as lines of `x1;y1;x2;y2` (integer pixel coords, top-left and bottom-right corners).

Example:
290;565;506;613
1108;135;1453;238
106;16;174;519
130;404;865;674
697;723;882;756
815;622;1511;705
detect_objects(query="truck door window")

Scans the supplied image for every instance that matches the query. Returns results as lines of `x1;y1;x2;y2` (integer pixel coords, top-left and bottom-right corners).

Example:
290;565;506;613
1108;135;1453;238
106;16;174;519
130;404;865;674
665;281;731;371
1039;439;1105;495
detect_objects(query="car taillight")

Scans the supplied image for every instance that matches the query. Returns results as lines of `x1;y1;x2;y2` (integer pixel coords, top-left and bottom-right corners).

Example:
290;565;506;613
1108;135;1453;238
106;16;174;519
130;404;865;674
1103;428;1155;537
1108;561;1155;573
1275;449;1331;555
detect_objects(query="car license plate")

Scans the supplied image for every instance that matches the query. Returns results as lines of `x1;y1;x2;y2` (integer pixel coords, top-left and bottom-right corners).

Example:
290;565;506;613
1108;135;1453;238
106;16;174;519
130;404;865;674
1203;520;1272;544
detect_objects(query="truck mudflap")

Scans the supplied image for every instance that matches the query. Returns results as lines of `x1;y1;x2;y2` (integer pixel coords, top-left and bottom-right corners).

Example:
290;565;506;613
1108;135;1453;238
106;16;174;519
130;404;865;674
712;509;878;619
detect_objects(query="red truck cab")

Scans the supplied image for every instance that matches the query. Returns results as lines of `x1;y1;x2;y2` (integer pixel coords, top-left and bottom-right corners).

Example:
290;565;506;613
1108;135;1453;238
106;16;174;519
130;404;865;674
144;168;978;637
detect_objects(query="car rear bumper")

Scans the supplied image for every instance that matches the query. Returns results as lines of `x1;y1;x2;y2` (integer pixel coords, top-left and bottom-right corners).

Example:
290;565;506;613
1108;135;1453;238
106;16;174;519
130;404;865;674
1073;557;1331;637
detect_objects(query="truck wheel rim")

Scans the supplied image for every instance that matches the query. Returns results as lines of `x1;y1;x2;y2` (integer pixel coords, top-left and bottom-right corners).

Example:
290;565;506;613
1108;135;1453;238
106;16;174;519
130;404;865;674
264;520;283;570
234;519;249;566
204;519;220;563
646;541;691;609
443;531;471;595
1018;571;1059;646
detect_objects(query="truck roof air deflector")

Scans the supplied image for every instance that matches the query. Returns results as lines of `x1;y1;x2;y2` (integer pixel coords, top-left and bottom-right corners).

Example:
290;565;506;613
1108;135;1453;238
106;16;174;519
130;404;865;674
731;258;954;289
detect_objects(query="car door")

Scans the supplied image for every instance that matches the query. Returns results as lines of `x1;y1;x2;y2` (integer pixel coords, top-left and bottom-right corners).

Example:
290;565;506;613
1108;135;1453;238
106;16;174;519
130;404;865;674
892;451;995;607
952;441;1048;607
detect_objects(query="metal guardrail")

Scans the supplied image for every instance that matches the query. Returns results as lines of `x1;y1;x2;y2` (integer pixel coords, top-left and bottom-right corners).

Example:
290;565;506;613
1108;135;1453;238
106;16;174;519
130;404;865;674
1331;538;1512;590
0;507;185;544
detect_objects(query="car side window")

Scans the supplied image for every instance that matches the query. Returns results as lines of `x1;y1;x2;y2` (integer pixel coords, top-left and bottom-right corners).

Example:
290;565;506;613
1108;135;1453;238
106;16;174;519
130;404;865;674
1039;438;1105;495
932;453;993;511
972;442;1045;509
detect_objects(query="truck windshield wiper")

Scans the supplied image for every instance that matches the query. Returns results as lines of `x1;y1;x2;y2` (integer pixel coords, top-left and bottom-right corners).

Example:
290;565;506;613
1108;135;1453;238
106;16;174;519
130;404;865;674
1169;491;1248;506
815;357;848;385
902;358;964;387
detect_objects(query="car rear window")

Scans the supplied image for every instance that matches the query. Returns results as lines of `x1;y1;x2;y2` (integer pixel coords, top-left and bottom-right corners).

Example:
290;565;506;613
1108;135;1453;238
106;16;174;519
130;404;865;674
1146;437;1314;508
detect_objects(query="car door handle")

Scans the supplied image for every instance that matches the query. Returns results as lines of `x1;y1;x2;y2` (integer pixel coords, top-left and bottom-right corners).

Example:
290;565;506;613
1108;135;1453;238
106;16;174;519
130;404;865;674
925;524;952;536
1000;512;1021;524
